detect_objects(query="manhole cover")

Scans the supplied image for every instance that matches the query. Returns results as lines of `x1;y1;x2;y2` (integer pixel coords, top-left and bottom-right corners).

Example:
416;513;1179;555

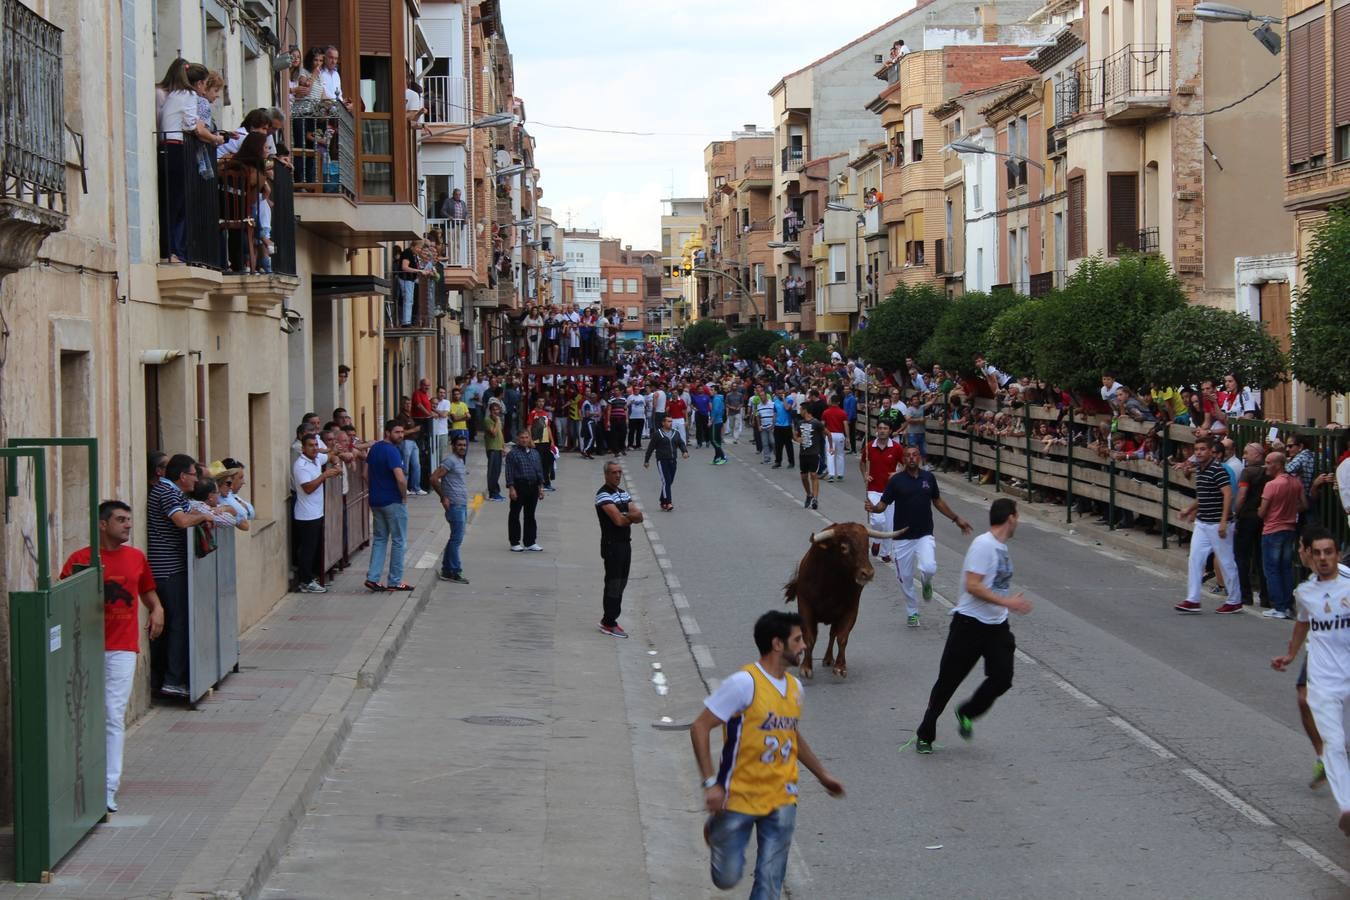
461;715;542;727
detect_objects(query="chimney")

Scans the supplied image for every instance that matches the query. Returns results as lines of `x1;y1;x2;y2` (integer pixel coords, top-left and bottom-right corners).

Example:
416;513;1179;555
978;4;999;42
743;124;756;132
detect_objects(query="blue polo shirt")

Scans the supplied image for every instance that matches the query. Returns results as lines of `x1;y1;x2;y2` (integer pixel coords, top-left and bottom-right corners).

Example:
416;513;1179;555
843;394;858;419
773;397;793;427
880;468;941;538
366;440;405;508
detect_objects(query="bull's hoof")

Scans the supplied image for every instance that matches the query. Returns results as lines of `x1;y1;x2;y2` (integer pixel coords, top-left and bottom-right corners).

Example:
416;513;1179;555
833;666;847;678
800;667;814;680
821;655;834;669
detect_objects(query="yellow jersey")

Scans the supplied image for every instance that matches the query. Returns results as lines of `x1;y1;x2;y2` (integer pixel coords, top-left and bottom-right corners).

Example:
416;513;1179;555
448;401;469;431
716;663;803;816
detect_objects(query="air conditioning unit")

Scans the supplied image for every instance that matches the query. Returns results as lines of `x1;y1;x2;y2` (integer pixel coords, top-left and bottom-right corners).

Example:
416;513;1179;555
244;0;275;18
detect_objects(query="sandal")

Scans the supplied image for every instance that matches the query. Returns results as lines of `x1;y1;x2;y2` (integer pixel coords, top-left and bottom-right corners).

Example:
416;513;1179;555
363;580;385;592
388;582;415;591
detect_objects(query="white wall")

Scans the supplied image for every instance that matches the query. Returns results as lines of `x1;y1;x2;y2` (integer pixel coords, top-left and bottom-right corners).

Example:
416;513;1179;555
963;136;999;292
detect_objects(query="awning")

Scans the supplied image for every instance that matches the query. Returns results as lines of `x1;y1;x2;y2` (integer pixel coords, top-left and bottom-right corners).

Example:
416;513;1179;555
311;274;391;300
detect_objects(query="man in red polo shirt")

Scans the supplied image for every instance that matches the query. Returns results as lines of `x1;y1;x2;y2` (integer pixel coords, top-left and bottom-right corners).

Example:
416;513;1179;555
861;420;906;562
60;500;164;814
822;393;850;483
410;377;436;491
667;391;689;447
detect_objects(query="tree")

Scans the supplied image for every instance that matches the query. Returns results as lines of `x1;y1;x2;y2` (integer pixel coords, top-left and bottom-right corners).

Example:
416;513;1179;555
682;319;728;353
850;283;949;374
1291;204;1350;396
984;299;1042;378
1140;306;1287;390
620;339;637;352
1031;254;1186;392
770;339;831;364
732;327;778;360
920;291;1024;377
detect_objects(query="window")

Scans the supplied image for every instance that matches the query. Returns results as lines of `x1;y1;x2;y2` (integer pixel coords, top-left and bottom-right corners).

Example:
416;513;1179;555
904;108;924;164
754;263;765;293
1005;116;1029;190
626;306;639;322
829;245;847;283
1008;228;1019;289
975;248;984;290
1288;17;1328;171
714;175;727;189
626;278;638;293
972;181;982;211
1107;173;1139;255
645;275;661;296
1067;175;1086;260
1335;5;1350;161
912;139;923;162
600;279;609;293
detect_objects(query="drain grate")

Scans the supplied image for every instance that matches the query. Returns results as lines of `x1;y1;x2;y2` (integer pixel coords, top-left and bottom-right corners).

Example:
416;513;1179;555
461;714;542;727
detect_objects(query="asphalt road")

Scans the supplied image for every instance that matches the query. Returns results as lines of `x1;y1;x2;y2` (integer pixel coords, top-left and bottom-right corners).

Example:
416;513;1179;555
629;433;1350;899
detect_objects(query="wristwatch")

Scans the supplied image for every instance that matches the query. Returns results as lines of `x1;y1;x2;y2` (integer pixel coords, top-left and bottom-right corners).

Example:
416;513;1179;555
701;775;719;790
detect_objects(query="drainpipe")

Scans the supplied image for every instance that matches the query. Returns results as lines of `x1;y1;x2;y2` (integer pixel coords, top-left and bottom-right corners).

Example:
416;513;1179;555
191;351;207;463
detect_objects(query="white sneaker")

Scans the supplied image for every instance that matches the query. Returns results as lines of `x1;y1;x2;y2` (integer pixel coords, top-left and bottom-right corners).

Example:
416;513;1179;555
1262;608;1290;619
415;489;429;496
301;580;327;593
106;790;118;813
510;544;525;552
526;544;544;552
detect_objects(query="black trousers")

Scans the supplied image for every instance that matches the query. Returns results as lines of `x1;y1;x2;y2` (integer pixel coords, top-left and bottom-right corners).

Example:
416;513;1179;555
486;449;503;498
1234;515;1266;604
581;420;598;455
539;446;556;485
773;425;795;466
601;541;632;627
610;420;628;454
509;481;540;546
628;418;645;449
150;570;189;690
293;517;325;583
695;412;710;446
916;613;1015;743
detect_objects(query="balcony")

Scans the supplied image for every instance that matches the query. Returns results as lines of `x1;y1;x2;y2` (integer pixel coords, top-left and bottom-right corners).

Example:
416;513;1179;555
0;0;67;275
1101;45;1171;121
422;75;468;127
1137;226;1160;254
781;146;806;173
291;99;356;199
744;156;773;176
427;217;474;270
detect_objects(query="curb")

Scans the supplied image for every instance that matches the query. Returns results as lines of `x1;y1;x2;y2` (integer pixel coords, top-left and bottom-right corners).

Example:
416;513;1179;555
176;509;461;900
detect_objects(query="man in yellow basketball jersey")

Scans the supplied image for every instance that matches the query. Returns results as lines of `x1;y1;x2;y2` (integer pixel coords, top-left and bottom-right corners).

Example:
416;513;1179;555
690;610;846;899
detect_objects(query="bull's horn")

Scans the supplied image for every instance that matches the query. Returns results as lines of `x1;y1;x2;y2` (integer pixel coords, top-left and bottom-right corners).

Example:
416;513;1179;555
810;528;835;543
866;527;909;539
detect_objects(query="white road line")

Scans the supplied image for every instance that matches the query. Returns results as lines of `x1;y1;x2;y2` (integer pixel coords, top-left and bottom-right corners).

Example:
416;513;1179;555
414;551;437;569
1182;768;1274;827
691;644;716;672
1283;838;1350;886
1106;715;1175;760
671;592;690;610
658;557;673;570
1014;649;1039;666
651;542;666;556
645;529;660;542
1051;677;1102;709
667;575;681;590
679;613;701;635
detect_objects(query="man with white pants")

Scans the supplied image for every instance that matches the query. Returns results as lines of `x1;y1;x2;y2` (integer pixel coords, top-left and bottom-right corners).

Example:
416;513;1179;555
822;393;849;483
1175;436;1243;614
59;500;165;814
866;445;973;627
861;421;905;561
1271;527;1350;835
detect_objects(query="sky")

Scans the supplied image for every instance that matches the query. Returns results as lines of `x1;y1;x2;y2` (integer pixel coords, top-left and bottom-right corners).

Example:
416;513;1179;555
505;0;913;250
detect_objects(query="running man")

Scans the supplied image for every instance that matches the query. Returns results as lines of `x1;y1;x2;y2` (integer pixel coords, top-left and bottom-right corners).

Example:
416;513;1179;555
690;610;846;899
914;498;1031;753
861;420;905;563
865;445;973;627
644;414;689;511
1271;527;1350;834
795;402;825;510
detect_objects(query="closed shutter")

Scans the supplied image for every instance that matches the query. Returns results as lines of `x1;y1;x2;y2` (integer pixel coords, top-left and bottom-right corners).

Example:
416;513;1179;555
1310;18;1328;156
1335;6;1350;127
1289;18;1328;165
360;0;394;53
302;1;341;52
1107;173;1138;255
1067;175;1085;260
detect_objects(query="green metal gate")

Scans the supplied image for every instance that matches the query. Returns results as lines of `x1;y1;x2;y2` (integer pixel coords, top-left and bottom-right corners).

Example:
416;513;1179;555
8;437;103;883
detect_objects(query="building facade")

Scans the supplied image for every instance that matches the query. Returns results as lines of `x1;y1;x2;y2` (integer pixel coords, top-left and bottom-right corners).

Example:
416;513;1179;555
699;127;775;329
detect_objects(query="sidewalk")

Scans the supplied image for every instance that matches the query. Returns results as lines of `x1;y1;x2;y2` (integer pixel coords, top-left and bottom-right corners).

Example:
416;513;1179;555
0;494;458;899
262;458;713;899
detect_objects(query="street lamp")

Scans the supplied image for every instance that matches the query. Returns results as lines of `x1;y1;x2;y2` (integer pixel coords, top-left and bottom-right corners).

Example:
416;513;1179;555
948;140;1046;173
496;163;527;177
826;201;861;212
1193;2;1283;54
766;241;797;249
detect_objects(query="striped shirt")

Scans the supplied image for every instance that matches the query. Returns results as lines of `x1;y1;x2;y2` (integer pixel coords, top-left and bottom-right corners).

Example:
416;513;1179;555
595;485;633;544
1195;461;1231;524
504;446;543;487
1286;449;1316;496
146;478;191;579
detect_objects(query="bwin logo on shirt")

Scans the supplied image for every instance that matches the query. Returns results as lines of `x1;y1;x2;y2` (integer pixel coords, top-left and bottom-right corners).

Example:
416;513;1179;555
1309;615;1350;631
760;713;799;731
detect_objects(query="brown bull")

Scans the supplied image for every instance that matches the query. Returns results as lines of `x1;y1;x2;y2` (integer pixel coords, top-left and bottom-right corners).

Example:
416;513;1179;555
783;521;906;679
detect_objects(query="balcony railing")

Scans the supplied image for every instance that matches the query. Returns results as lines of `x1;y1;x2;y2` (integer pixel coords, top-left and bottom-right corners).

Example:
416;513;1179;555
157;133;221;268
1028;270;1057;298
782;286;804;315
422;75;468;126
1138;226;1160;254
1;0;66;213
290;98;356;200
427;217;473;268
743;156;773;176
1102;45;1170;105
781;146;806;173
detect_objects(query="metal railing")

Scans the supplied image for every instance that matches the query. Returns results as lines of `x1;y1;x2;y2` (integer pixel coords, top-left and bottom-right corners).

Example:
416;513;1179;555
1;0;65;212
744;156;773;175
270;163;297;275
156;133;222;267
1138;226;1160;254
422;75;469;126
781;146;806;173
1054;65;1102;123
1028;270;1056;297
290;98;356;199
1103;45;1170;103
427;216;473;267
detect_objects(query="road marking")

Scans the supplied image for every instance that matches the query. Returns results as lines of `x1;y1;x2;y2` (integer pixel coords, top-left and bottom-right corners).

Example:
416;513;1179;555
691;644;716;672
667;575;681;590
657;557;672;570
671;592;689;610
414;551;437;570
1106;715;1175;759
645;528;660;542
1182;769;1274;827
679;613;701;635
1283;838;1350;886
1051;677;1102;709
651;542;666;556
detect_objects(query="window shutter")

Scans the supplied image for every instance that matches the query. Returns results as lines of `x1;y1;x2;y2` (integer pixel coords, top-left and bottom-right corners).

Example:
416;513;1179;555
1310;18;1328;156
1067;175;1086;260
303;2;341;52
360;0;394;53
1337;6;1350;126
1107;174;1139;255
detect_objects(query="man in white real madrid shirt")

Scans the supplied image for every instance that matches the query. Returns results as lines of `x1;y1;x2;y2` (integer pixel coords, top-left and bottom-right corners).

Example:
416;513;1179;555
1272;527;1350;835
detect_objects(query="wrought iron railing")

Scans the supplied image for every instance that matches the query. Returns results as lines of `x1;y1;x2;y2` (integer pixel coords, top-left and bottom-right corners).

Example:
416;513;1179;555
422;75;469;126
1138;226;1160;254
269;164;296;276
1028;270;1056;298
1102;45;1170;104
156;133;222;267
290;98;356;199
0;0;65;211
781;146;805;173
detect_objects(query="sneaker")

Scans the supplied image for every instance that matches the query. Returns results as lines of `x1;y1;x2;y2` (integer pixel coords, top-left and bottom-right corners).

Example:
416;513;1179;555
810;498;818;510
598;622;629;638
772;464;781;468
826;476;835;483
880;555;892;564
1311;759;1327;789
804;496;812;509
106;791;118;814
915;739;934;754
300;580;327;593
955;712;973;740
1208;583;1227;596
526;544;544;552
448;572;470;584
1262;608;1289;619
907;614;920;628
543;485;557;492
1174;600;1203;613
1214;602;1244;615
714;458;727;466
415;489;429;496
489;495;507;502
510;544;525;552
922;578;933;602
159;683;189;698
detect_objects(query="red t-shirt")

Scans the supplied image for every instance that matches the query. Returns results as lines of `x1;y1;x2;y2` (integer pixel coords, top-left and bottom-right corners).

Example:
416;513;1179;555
667;398;688;420
59;545;156;653
1261;473;1303;535
411;389;434;419
865;440;906;493
822;406;849;435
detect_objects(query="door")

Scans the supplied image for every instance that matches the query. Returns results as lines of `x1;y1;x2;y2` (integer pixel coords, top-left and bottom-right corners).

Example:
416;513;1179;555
1258;281;1291;422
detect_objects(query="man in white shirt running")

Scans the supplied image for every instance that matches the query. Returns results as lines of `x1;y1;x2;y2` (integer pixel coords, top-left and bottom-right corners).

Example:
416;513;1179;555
1272;527;1350;835
914;498;1031;753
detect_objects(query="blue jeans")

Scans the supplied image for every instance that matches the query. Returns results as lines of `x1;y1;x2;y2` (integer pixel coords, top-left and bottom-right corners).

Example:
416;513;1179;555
367;503;408;586
401;439;421;491
907;432;928;457
441;504;467;575
709;803;797;899
1261;530;1297;613
398;278;415;325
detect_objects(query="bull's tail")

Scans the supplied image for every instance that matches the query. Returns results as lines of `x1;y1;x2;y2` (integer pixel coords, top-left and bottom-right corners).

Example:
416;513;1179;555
783;573;799;605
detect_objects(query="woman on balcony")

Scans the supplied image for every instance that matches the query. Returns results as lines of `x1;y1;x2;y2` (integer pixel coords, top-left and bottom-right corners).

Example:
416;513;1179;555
523;306;544;365
157;63;225;263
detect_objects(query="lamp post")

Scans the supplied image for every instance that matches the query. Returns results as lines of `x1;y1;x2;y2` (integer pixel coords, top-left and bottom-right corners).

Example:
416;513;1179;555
424;111;517;137
1193;2;1284;54
947;140;1046;173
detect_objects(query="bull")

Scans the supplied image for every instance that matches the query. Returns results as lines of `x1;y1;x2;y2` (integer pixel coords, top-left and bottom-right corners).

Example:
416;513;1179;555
783;522;906;679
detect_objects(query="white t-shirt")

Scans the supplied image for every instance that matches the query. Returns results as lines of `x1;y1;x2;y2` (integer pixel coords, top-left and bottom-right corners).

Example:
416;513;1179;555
653;389;667;414
292;454;329;521
432;398;451;436
627;394;646;419
954;531;1013;625
1101;381;1125;404
1336;456;1350;515
983;364;1012;387
703;662;800;722
1222;387;1261;418
1295;571;1350;695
